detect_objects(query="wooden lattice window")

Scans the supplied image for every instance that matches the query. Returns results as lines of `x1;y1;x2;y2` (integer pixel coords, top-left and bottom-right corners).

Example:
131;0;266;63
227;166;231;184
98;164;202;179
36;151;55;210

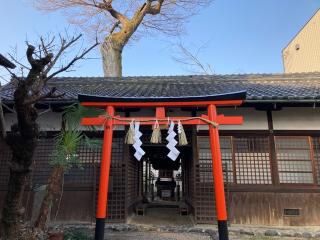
220;137;234;183
32;139;55;188
275;136;314;184
197;136;233;183
312;137;320;184
233;137;272;184
64;140;102;189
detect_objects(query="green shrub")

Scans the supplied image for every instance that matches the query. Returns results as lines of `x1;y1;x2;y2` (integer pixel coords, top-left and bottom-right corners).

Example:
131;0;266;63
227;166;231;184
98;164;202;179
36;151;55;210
64;230;90;240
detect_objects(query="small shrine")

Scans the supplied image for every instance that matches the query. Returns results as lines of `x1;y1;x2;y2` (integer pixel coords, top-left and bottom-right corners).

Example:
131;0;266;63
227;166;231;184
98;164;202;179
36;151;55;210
79;91;246;240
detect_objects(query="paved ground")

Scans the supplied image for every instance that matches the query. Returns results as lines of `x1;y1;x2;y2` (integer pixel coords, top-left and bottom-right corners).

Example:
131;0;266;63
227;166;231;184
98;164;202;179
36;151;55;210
103;232;317;240
53;203;320;240
128;206;194;226
104;232;212;240
57;224;320;240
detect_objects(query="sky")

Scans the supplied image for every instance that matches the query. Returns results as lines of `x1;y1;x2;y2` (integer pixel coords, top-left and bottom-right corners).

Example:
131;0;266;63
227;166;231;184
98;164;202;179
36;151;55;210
0;0;320;84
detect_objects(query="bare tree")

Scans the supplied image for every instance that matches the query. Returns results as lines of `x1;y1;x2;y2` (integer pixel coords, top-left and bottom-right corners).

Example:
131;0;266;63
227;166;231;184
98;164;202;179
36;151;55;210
0;34;98;239
172;42;213;75
32;0;212;77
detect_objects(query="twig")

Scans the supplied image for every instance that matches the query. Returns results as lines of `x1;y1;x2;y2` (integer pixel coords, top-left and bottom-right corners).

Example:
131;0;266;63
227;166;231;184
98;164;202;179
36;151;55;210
7;53;30;70
46;40;99;80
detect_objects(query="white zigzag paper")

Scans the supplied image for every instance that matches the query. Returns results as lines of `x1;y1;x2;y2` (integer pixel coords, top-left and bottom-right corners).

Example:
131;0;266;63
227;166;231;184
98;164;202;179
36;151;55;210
133;122;145;161
166;121;180;161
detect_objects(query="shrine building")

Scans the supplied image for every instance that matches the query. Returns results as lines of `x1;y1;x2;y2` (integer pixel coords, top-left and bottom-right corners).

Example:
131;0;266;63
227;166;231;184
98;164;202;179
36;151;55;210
1;73;320;231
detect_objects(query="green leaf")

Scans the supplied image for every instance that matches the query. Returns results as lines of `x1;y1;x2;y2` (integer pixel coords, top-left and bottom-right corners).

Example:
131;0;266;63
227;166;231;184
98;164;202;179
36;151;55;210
63;103;104;131
50;103;103;169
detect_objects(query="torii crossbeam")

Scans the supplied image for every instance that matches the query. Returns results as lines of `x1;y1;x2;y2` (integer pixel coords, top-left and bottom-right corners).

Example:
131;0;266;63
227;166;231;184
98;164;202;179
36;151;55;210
79;91;246;240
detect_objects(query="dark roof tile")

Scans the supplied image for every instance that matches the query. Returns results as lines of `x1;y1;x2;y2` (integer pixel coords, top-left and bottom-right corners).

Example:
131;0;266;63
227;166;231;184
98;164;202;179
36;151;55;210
2;73;320;102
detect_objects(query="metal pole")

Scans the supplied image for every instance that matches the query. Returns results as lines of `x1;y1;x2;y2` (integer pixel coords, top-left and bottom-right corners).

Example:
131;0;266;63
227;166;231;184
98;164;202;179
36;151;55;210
207;104;229;240
95;106;114;240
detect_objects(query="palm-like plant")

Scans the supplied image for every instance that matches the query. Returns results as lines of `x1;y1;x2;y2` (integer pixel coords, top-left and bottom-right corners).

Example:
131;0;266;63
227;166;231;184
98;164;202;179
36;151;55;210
35;104;103;230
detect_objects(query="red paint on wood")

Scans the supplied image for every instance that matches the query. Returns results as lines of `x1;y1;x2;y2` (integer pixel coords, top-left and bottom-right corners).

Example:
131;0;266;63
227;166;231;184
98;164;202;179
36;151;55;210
96;106;114;219
81;115;243;126
82;100;244;226
81;116;106;126
208;104;228;221
217;115;243;125
156;107;166;119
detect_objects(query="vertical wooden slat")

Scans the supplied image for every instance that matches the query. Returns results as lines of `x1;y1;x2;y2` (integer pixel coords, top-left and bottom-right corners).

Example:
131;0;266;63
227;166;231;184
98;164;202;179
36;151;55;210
308;136;318;185
312;137;320;185
267;110;280;185
231;136;237;184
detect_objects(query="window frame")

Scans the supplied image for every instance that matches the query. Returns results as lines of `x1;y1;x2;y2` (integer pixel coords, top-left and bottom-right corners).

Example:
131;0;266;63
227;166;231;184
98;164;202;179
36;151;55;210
274;136;318;186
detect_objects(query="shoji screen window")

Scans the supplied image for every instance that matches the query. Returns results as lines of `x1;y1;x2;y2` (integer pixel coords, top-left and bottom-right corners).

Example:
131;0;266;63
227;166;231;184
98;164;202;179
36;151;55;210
275;137;315;184
233;137;272;184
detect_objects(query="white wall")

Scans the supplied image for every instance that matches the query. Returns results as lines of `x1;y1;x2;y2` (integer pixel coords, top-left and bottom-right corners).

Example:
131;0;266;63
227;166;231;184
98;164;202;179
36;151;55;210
272;107;320;130
4;110;125;131
5;107;320;132
197;107;268;131
5;112;62;131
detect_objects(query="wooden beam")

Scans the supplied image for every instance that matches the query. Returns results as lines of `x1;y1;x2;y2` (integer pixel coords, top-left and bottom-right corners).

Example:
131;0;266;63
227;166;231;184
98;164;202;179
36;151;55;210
81;100;243;108
81;115;243;127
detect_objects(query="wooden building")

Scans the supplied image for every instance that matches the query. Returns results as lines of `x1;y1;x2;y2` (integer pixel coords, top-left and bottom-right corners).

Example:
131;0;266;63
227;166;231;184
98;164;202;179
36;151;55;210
1;73;320;226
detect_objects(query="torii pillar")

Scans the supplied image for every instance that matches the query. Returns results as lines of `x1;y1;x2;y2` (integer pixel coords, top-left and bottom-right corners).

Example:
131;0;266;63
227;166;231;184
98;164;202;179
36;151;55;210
208;104;228;238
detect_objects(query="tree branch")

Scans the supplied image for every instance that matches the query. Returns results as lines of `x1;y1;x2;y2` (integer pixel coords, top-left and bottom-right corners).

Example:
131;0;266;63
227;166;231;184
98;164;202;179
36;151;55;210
131;0;152;24
46;40;99;80
43;34;83;76
24;87;65;105
147;0;164;15
7;53;30;70
109;20;120;34
97;0;129;25
172;42;213;75
40;36;55;56
26;44;53;69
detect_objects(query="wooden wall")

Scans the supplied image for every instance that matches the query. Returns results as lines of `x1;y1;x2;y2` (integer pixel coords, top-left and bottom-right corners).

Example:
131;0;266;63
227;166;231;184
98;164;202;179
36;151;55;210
194;133;320;226
0;134;127;224
229;192;320;226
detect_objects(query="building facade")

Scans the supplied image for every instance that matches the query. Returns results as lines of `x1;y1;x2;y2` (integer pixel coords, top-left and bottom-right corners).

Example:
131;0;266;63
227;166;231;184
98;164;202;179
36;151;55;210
283;9;320;73
1;73;320;226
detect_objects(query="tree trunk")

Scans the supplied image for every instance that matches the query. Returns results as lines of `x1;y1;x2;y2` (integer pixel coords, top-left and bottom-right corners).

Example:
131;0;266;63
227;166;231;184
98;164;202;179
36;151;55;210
1;84;39;239
0;83;6;140
34;166;64;230
1;170;28;239
100;37;123;77
1;132;38;239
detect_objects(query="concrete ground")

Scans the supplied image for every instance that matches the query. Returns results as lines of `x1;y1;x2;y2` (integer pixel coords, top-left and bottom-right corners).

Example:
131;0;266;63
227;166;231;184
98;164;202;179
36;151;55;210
128;206;194;226
58;224;320;240
125;204;320;239
103;231;317;240
55;203;320;240
104;232;212;240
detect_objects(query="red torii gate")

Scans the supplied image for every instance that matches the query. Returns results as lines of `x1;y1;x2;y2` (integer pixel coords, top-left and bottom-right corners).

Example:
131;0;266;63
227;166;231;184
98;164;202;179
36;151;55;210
79;91;246;240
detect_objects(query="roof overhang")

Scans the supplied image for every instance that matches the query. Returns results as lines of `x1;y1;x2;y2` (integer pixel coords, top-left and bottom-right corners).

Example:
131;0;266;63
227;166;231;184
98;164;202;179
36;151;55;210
78;90;247;103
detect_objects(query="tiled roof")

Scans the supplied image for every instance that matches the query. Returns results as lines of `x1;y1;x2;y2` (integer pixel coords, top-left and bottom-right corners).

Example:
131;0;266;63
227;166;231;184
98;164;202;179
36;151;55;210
2;73;320;102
